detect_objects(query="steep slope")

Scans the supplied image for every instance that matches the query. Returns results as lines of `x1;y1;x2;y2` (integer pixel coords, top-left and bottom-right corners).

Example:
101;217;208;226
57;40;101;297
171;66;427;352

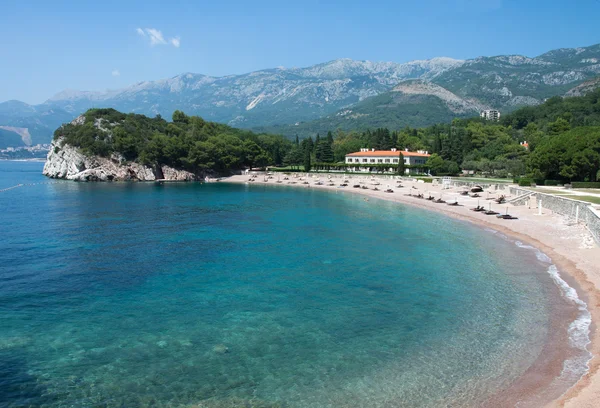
0;128;26;149
260;80;480;138
432;44;600;108
0;100;73;145
38;57;464;129
2;42;600;145
565;76;600;97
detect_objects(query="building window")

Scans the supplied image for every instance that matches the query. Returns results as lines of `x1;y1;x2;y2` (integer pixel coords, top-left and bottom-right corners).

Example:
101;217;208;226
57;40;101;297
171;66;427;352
393;159;398;163
363;158;368;163
370;159;375;163
377;159;383;163
385;159;390;163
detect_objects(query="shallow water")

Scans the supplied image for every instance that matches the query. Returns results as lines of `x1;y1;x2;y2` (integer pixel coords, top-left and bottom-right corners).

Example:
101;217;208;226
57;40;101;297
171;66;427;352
0;161;582;407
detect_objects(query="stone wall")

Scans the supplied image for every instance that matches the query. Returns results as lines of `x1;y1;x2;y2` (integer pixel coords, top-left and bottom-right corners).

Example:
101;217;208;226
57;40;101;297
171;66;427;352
509;187;600;244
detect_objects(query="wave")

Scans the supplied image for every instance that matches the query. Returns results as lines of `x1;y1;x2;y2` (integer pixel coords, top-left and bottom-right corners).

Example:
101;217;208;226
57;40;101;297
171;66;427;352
512;241;592;383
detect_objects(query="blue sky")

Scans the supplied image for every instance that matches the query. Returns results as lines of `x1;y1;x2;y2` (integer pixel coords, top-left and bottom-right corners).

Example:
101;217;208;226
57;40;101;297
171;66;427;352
2;0;599;104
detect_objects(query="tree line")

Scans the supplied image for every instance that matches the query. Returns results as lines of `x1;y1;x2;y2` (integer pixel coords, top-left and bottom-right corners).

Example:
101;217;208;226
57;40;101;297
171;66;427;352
57;87;600;182
55;109;292;174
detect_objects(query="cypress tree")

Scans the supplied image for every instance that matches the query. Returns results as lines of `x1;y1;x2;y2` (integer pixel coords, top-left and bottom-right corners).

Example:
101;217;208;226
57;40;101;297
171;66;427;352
303;148;312;172
326;131;334;146
315;134;322;162
397;151;405;175
320;140;334;163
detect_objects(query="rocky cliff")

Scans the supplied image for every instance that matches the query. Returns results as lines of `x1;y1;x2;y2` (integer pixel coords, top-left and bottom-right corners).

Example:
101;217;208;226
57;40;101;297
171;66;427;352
43;138;200;182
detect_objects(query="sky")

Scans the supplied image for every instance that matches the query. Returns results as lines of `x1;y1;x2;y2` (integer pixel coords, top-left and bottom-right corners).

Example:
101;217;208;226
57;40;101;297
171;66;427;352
2;0;600;104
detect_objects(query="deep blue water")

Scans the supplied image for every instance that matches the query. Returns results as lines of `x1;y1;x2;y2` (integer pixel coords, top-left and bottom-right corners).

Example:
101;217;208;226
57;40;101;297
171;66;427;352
0;161;566;407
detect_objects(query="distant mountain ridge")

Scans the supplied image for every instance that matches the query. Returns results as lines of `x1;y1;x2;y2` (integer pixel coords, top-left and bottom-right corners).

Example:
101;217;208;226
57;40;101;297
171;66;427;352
2;42;600;146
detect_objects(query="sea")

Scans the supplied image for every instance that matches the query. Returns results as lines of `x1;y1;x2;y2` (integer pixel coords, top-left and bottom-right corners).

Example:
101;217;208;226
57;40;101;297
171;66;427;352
0;161;591;407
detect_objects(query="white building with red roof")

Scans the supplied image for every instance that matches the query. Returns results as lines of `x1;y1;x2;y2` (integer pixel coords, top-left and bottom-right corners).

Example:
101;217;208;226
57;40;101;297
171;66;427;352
345;148;431;174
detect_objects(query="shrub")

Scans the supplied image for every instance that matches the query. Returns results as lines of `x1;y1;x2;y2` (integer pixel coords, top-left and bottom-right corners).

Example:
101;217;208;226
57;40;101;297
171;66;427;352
544;180;561;186
518;178;533;187
571;182;600;189
418;177;433;183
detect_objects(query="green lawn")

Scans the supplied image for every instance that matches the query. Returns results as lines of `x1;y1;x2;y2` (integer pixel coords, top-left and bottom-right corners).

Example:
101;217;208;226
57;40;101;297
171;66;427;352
545;193;600;205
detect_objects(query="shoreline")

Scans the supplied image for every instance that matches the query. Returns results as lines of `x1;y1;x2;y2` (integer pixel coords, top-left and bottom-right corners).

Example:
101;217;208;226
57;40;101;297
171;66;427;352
219;174;600;408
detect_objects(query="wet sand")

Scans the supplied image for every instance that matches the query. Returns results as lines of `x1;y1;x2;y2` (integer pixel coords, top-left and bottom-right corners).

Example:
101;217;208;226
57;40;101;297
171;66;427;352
219;173;600;408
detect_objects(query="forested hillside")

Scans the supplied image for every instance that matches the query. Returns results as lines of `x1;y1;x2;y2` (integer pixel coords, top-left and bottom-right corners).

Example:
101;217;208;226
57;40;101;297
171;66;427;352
285;88;600;182
55;109;292;174
56;87;600;182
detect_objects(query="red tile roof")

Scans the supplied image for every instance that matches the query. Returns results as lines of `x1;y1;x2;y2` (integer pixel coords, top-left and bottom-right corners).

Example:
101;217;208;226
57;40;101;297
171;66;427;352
346;150;431;157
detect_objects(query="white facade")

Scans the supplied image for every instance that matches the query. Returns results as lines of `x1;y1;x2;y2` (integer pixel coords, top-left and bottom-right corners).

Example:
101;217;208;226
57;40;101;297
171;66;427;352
344;148;430;174
480;110;501;121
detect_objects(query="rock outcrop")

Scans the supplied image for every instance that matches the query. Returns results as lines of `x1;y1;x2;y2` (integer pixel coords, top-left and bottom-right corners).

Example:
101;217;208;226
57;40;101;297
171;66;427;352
43;137;201;182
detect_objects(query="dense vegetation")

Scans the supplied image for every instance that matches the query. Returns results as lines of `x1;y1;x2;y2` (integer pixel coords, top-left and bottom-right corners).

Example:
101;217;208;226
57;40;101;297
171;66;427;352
282;88;600;181
256;93;474;139
56;87;600;183
55;109;292;174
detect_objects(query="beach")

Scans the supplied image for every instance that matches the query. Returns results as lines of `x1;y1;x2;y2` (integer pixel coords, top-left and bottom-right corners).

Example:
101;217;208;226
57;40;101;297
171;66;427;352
220;173;600;408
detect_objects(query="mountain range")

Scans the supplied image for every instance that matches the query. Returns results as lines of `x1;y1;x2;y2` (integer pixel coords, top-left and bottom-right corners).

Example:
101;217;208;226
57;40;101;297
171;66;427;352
2;43;600;147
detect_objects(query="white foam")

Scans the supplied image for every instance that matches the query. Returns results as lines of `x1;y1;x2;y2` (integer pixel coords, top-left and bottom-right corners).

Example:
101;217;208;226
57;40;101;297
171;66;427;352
548;264;593;385
514;241;552;263
511;241;592;383
486;228;510;242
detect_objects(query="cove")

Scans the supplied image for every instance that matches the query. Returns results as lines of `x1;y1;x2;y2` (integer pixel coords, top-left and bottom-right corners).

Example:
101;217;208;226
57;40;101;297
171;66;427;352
0;162;579;407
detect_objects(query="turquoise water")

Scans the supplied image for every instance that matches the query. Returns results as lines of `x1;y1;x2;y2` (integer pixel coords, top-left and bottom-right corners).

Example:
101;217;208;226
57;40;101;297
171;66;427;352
0;161;573;407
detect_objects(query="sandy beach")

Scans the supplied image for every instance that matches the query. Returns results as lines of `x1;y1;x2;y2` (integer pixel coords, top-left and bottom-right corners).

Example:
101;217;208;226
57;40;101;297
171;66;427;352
220;173;600;408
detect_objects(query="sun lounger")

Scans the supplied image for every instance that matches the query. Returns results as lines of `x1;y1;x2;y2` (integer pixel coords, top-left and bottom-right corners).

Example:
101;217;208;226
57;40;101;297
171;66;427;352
497;214;518;220
447;201;461;206
484;210;499;215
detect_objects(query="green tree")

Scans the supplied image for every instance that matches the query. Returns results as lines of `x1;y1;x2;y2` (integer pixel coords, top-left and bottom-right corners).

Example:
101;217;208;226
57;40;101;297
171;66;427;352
397;152;405;175
303;147;312;172
426;153;445;176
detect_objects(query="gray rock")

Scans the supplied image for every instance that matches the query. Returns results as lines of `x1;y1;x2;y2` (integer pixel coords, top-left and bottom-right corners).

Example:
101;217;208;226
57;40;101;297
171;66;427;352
43;137;201;182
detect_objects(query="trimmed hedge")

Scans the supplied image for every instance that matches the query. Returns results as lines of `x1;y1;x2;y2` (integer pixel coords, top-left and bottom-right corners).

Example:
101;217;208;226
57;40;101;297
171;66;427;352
518;178;533;187
544;180;561;186
571;182;600;189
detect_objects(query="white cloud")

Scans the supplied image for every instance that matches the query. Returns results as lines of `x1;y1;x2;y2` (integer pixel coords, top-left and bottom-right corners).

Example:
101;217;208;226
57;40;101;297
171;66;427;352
112;69;120;77
146;28;167;45
136;28;180;48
